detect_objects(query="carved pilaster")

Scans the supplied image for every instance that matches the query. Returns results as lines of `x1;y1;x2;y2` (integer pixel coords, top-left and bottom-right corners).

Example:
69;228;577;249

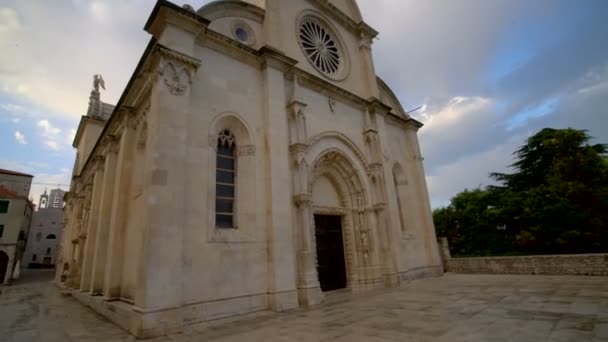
367;165;386;206
290;144;309;196
287;100;308;145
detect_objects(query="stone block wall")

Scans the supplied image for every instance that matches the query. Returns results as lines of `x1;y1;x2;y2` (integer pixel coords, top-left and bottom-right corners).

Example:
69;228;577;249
446;253;608;276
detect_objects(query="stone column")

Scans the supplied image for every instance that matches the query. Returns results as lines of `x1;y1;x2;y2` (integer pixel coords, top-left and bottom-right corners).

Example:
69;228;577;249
65;197;82;288
358;34;380;99
90;139;118;294
294;194;324;307
261;48;299;311
103;121;135;300
79;159;104;292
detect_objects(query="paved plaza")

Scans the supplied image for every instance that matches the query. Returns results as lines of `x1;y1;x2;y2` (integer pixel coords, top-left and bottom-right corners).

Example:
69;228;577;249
1;270;608;341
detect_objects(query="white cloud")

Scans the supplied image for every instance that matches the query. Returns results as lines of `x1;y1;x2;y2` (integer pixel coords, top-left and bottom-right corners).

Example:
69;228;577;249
0;1;166;120
0;7;20;36
37;119;61;136
37;119;62;150
426;134;523;207
14;130;26;144
0;103;26;113
415;96;504;170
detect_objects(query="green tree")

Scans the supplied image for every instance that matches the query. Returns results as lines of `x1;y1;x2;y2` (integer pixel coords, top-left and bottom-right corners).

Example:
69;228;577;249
435;128;608;256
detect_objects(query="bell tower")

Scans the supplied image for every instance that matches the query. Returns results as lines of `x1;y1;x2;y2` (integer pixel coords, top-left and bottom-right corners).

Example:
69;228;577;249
39;189;48;209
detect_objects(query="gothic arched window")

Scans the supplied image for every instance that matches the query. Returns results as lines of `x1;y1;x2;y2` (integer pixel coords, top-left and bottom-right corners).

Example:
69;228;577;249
216;130;236;228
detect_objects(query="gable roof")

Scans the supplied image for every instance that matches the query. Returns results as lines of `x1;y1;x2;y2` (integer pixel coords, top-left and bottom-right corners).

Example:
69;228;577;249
0;168;33;178
0;186;36;209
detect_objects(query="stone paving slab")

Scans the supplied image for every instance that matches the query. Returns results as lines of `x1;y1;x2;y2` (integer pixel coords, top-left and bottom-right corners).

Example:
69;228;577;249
1;271;608;341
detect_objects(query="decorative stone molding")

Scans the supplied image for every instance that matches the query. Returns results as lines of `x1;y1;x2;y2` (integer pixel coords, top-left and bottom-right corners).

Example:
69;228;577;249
259;46;299;72
307;131;368;170
289;106;308;146
359;32;373;51
312;206;347;216
294;194;312;207
307;0;377;38
328;97;336;112
157;46;201;96
157;46;201;70
92;155;105;173
160;61;191;96
289;142;309;155
236;145;255;156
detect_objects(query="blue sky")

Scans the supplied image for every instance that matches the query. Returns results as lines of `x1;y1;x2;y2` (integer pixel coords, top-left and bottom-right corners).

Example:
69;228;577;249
1;0;607;207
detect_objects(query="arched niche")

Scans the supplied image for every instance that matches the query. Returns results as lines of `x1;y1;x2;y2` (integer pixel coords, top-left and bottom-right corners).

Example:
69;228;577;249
206;112;256;242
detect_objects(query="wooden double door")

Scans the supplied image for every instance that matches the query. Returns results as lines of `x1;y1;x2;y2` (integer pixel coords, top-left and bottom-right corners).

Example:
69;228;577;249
314;214;347;292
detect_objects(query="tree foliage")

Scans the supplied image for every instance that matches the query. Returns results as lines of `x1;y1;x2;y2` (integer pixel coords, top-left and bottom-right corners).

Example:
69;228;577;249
434;128;608;256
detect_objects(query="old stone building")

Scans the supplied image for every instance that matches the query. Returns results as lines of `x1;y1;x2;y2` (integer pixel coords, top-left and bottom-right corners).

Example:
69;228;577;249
0;169;34;285
57;0;442;337
23;189;66;268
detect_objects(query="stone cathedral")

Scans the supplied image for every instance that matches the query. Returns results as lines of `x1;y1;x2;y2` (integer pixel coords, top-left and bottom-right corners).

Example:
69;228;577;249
58;0;442;337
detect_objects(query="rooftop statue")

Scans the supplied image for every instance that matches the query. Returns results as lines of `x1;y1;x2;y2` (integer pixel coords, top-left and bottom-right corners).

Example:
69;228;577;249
93;74;105;92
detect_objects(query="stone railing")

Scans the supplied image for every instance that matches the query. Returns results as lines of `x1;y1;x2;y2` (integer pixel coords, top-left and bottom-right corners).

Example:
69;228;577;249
438;238;608;276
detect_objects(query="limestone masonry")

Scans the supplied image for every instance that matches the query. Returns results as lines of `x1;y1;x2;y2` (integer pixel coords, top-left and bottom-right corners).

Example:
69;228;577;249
57;0;442;337
446;254;608;276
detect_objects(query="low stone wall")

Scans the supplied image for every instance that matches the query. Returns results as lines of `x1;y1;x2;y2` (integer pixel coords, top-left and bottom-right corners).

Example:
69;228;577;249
446;254;608;276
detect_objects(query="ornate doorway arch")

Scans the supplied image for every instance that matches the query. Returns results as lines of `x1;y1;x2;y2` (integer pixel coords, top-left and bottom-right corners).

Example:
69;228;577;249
293;134;388;306
310;150;371;290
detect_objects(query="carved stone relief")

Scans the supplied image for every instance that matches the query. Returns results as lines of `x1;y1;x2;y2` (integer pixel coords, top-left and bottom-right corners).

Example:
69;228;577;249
236;144;255;156
160;61;192;96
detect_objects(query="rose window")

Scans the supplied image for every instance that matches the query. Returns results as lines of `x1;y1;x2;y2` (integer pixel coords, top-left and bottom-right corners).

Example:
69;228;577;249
298;16;343;78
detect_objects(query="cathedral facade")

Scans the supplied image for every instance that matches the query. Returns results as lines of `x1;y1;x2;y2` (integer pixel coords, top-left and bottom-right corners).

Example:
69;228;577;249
58;0;442;337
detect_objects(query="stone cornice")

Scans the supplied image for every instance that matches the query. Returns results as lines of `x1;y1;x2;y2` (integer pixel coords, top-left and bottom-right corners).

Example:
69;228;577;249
144;0;210;37
157;45;202;69
307;0;378;38
197;0;265;23
259;46;299;71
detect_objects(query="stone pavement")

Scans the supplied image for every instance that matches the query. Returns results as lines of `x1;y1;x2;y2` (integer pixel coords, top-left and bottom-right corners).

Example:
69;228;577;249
2;271;608;341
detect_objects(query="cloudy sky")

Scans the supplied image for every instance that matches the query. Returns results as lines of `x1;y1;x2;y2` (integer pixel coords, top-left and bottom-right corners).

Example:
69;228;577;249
1;0;607;207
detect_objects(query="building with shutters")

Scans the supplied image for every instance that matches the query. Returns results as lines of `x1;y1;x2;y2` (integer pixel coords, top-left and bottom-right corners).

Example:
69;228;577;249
0;169;34;285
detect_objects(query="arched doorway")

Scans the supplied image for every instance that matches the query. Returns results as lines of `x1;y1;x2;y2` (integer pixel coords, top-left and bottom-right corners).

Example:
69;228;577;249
0;251;9;284
310;150;376;292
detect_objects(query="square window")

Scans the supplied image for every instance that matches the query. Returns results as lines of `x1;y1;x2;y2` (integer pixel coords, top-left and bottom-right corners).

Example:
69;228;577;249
0;200;9;214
